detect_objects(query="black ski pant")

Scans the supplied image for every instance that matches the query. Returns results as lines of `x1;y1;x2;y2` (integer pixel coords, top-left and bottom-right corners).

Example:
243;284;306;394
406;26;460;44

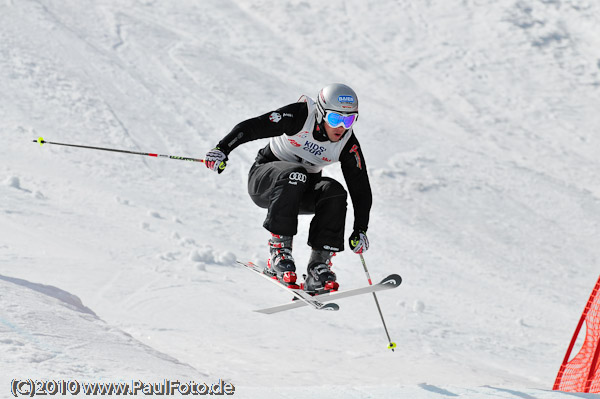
248;161;347;251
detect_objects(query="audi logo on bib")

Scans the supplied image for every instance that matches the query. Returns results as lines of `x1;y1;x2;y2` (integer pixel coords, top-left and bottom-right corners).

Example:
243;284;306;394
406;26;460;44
288;172;307;183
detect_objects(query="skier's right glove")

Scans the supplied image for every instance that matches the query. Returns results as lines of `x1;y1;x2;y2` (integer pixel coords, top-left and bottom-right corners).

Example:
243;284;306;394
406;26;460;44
204;147;228;174
349;230;369;254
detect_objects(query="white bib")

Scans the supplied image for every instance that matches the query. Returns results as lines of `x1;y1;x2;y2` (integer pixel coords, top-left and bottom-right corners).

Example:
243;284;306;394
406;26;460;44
269;96;353;173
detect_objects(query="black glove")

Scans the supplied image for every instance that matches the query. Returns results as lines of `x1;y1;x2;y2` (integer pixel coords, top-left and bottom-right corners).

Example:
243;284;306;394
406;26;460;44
204;147;228;174
349;230;369;254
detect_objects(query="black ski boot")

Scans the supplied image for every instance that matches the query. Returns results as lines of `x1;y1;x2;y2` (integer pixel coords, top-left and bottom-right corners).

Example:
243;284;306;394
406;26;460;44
303;249;339;294
264;234;299;289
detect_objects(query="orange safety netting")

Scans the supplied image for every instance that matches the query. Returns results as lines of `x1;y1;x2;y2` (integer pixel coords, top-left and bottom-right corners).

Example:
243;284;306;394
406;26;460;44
554;276;600;393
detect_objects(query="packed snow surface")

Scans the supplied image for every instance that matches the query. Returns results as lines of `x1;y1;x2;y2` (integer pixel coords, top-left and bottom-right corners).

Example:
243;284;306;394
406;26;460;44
2;0;600;397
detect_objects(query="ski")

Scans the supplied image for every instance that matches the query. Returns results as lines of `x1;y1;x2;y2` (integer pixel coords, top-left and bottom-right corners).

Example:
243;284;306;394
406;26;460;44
255;273;402;314
236;261;339;311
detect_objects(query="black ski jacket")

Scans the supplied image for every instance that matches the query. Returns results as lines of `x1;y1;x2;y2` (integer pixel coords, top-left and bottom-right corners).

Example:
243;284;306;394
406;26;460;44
216;101;372;232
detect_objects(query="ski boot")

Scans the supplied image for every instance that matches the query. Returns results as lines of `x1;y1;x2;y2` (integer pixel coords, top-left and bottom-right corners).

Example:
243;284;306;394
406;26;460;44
303;249;339;294
264;234;299;289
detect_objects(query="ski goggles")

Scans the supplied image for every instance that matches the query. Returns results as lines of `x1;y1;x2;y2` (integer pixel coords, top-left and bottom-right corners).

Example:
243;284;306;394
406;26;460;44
324;111;358;129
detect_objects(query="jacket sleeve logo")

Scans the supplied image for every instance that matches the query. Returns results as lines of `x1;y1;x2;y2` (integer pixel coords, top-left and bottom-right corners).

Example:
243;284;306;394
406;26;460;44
269;112;282;123
349;145;362;169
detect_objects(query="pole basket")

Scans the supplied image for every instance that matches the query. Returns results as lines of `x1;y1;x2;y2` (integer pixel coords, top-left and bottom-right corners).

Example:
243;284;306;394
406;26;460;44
554;275;600;393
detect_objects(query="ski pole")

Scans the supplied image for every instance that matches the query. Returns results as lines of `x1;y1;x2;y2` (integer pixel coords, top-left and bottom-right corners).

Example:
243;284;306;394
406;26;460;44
32;137;206;164
358;253;397;351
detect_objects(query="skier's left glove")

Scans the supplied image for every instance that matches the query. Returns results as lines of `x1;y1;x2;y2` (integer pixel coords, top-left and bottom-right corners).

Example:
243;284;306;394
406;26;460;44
349;230;369;254
205;147;228;174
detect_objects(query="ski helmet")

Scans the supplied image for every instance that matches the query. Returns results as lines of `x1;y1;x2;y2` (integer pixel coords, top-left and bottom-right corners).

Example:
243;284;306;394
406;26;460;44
316;83;359;125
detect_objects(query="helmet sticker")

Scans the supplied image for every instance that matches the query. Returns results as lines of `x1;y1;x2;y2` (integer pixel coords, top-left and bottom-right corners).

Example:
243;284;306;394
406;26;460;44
338;95;355;104
320;91;327;103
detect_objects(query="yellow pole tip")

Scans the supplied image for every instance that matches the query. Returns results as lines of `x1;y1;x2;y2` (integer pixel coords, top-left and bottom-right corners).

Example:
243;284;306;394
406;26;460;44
388;342;397;350
37;137;45;145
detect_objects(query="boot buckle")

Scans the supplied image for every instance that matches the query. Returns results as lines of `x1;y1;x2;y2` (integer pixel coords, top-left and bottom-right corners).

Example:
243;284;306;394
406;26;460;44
282;271;297;284
324;281;339;292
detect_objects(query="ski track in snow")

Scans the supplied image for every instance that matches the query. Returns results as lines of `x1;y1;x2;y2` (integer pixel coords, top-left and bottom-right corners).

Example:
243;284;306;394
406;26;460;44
1;0;600;397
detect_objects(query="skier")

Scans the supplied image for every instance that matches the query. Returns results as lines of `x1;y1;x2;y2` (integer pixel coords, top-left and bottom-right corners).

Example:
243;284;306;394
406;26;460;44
204;83;372;294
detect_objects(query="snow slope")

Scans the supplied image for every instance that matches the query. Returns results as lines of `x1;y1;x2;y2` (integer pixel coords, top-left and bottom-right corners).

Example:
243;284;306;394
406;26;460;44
0;275;202;381
2;0;600;397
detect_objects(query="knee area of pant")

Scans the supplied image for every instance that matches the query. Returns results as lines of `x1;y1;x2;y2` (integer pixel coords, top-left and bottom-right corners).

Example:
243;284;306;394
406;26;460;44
321;179;348;198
